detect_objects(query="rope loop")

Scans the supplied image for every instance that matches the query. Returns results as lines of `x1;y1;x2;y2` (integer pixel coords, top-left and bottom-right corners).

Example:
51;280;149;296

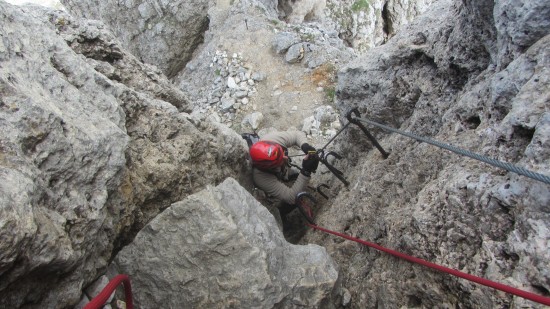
84;274;133;309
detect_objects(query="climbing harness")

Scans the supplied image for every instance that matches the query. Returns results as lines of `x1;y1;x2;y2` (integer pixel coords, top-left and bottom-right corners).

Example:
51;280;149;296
84;274;133;309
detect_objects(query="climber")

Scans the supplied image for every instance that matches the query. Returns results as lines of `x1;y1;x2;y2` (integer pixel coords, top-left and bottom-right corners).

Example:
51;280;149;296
249;130;319;226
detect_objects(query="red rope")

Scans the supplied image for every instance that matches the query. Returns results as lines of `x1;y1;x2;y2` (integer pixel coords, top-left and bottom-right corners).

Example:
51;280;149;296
308;223;550;306
84;274;134;309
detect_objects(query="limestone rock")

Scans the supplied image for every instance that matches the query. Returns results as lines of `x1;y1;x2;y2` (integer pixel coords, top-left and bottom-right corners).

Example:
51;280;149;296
0;4;128;307
272;24;355;70
272;31;302;54
84;276;114;304
241;111;264;131
285;43;306;63
60;0;210;78
314;105;337;124
325;0;437;52
302;115;319;135
56;14;192;112
5;0;549;308
227;76;238;89
74;295;90;309
0;3;248;308
179;47;263;127
307;0;550;308
278;0;326;24
173;1;354;135
252;71;267;81
494;0;550;68
221;97;236;111
115;178;340;308
336;0;487;135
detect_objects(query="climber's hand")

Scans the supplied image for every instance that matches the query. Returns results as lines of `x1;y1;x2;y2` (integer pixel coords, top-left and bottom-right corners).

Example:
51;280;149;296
301;143;316;155
301;154;320;176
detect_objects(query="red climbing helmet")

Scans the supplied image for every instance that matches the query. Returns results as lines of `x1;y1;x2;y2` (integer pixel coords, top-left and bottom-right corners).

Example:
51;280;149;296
250;141;285;170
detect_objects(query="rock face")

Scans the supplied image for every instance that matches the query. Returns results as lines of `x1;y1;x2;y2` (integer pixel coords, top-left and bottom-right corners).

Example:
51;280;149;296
58;0;436;80
326;0;436;51
305;0;550;308
3;0;549;308
278;0;327;24
0;3;248;308
494;0;550;68
173;1;354;135
60;0;210;78
115;178;340;308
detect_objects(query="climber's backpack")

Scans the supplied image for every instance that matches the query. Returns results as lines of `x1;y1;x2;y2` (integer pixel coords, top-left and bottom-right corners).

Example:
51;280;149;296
241;132;260;148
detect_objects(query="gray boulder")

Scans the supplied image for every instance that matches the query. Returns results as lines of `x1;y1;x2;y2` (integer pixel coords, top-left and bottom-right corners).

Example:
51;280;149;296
272;31;302;54
285;43;306;63
337;0;491;135
0;3;249;308
241;111;264;130
60;0;210;78
115;178;340;308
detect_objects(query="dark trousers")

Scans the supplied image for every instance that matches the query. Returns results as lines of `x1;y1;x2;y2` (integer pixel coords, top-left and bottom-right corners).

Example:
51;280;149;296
279;202;296;217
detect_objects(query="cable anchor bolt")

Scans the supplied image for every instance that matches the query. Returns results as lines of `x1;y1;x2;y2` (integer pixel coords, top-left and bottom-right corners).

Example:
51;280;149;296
346;108;390;159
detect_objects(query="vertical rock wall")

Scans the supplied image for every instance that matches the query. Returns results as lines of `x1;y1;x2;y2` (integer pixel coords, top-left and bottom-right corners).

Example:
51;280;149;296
494;0;550;69
305;0;550;307
325;0;437;51
0;3;249;308
278;0;327;23
0;4;128;307
60;0;211;78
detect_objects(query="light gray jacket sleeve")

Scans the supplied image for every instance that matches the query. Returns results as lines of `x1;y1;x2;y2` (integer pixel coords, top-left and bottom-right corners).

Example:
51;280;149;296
252;168;310;205
260;130;308;149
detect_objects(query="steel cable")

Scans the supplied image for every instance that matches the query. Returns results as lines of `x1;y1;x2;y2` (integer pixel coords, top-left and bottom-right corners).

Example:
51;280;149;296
355;117;550;185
